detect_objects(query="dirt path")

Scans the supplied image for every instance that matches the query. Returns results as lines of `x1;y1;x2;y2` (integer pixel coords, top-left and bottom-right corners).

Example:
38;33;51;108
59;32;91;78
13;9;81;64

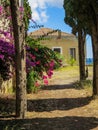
0;67;98;130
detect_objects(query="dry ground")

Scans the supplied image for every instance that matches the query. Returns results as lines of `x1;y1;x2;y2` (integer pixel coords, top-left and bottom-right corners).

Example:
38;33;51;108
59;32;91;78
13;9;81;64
0;66;98;130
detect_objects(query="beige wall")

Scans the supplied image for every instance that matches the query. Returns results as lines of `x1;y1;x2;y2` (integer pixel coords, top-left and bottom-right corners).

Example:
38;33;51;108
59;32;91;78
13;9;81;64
29;28;79;65
39;38;79;65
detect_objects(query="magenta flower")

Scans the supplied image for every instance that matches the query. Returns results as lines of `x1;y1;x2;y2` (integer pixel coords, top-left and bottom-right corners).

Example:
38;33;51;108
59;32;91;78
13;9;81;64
49;60;55;67
35;81;40;87
7;16;12;20
36;60;40;65
31;55;36;60
19;7;24;12
0;6;3;14
47;70;53;75
43;79;48;85
0;55;4;60
42;75;47;79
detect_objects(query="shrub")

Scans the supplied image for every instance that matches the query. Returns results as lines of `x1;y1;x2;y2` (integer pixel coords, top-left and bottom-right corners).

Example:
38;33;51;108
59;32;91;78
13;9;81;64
67;56;76;66
26;37;62;93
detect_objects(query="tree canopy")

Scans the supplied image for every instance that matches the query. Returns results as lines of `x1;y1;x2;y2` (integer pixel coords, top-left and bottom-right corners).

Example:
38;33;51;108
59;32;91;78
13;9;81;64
63;0;98;96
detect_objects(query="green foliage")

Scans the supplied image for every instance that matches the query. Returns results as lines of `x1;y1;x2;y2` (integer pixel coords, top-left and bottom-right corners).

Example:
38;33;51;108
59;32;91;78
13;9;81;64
54;52;64;69
27;70;41;93
26;36;62;93
26;37;62;70
63;0;98;35
2;0;32;32
24;0;32;31
1;0;10;5
74;80;92;89
64;0;90;34
67;57;76;66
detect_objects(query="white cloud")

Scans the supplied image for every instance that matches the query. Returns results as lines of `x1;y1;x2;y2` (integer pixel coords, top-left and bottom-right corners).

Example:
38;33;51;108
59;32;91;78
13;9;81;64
28;0;64;23
40;11;49;23
44;0;63;8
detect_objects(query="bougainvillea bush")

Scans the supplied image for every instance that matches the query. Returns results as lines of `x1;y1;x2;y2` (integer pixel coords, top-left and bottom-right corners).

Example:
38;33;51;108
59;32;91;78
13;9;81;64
0;39;15;80
0;2;62;93
0;36;62;93
26;37;62;93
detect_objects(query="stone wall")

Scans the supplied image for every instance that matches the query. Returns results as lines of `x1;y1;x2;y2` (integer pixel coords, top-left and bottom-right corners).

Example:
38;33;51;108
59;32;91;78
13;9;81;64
0;75;13;93
0;67;15;94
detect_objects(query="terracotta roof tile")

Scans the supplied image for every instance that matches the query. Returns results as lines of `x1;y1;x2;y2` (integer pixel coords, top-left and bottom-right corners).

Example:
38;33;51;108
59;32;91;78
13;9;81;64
28;27;75;37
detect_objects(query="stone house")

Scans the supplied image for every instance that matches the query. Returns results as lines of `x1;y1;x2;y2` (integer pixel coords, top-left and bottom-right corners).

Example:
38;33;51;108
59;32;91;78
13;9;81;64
29;28;79;65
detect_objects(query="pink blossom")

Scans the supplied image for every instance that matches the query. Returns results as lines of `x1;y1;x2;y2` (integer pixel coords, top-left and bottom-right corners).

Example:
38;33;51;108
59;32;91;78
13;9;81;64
47;70;53;78
48;75;52;79
43;79;48;85
42;75;47;79
47;70;53;76
0;55;4;60
36;60;40;65
35;81;40;87
7;16;12;20
49;60;55;67
31;55;36;60
19;7;24;12
0;6;3;14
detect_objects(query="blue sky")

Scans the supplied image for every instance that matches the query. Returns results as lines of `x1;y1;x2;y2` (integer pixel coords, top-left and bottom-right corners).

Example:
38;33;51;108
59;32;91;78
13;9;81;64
28;0;93;58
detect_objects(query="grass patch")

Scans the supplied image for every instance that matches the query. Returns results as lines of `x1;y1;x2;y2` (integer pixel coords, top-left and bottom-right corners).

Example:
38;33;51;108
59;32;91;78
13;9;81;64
57;65;79;71
53;66;79;79
73;80;93;90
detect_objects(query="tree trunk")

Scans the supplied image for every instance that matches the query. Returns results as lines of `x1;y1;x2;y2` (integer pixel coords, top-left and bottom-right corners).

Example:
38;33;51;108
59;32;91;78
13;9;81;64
10;0;27;118
91;25;98;97
78;29;86;81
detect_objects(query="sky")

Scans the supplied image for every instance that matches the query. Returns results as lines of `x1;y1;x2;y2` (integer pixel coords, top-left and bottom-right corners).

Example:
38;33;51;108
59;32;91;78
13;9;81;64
28;0;93;58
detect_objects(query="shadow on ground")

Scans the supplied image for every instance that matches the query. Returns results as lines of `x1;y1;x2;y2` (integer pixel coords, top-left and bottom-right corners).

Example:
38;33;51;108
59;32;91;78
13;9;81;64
0;82;94;130
0;95;92;114
28;96;92;112
0;116;98;130
42;83;78;90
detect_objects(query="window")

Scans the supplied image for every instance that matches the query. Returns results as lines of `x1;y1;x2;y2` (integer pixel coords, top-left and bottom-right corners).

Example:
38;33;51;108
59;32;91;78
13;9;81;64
52;47;62;54
70;48;76;59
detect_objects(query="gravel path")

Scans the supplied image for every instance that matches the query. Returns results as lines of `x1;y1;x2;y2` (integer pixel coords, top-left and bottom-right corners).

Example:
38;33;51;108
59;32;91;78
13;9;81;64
1;67;98;130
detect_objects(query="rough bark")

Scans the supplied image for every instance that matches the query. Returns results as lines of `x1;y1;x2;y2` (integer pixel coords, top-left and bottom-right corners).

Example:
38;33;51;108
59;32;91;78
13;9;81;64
91;25;98;97
78;29;86;81
10;0;27;118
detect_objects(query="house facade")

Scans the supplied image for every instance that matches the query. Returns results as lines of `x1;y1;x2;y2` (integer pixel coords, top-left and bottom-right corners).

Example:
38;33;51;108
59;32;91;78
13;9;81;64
29;28;79;65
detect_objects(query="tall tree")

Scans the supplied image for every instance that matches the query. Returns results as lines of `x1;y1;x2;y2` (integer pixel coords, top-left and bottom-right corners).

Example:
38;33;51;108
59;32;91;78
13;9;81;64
78;29;86;80
88;1;98;96
63;0;87;81
10;0;27;118
64;0;98;97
